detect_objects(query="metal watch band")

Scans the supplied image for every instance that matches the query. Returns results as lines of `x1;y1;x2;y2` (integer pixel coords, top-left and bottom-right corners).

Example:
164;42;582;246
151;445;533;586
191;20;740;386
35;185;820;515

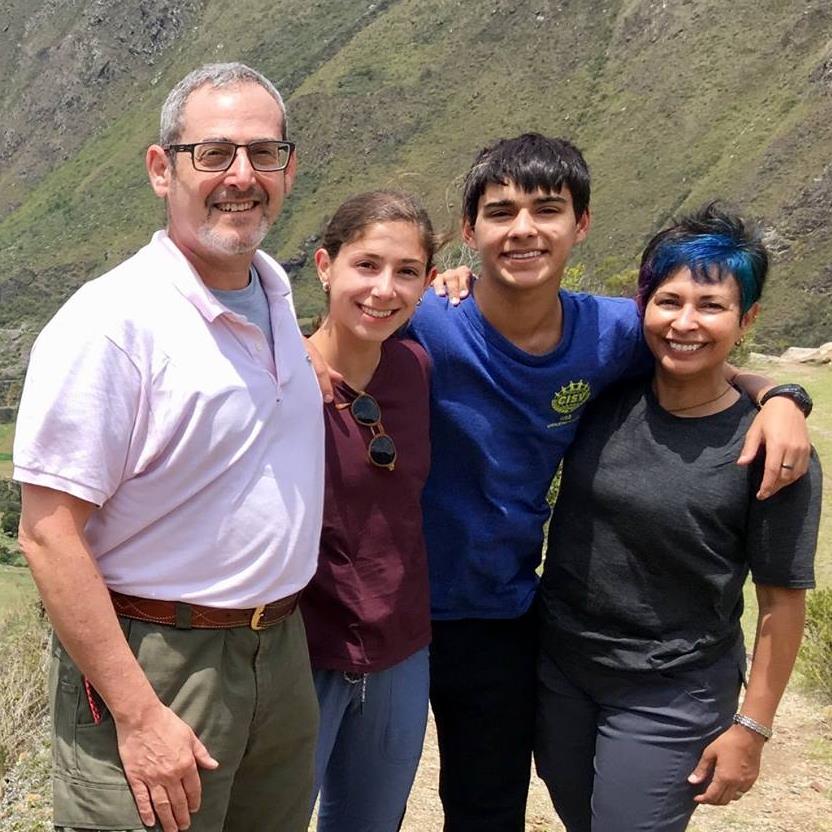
733;712;773;740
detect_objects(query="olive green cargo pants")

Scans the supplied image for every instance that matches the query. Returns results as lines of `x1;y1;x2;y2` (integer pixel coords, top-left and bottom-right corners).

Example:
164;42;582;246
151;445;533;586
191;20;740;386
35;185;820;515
50;608;318;831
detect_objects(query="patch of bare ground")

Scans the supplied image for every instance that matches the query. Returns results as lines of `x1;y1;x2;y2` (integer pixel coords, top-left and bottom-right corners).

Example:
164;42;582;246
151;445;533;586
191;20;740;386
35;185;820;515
399;709;559;832
398;686;832;832
690;689;832;832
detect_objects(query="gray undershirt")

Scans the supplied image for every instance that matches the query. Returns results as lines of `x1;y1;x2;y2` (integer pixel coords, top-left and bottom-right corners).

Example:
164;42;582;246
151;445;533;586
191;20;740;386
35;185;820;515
210;266;274;352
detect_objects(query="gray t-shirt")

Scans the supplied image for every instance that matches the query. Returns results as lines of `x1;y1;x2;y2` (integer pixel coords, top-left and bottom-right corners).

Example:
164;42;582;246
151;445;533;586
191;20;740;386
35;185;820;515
539;380;821;673
210;266;274;352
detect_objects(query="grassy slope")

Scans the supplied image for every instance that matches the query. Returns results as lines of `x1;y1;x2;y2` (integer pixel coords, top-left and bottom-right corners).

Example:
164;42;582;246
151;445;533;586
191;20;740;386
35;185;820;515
0;424;13;479
739;363;831;652
768;363;832;587
0;0;380;330
276;0;832;344
0;565;34;615
0;0;831;349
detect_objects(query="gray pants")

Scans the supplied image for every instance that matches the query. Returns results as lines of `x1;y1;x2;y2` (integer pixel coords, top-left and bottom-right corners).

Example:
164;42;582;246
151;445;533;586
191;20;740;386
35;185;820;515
535;645;745;832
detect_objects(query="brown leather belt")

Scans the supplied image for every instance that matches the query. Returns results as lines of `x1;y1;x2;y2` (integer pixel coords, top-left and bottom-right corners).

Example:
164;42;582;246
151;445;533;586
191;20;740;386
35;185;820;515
110;590;300;631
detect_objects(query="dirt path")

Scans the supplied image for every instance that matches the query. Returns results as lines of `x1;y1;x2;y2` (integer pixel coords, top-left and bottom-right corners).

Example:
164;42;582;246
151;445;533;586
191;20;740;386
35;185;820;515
397;687;832;832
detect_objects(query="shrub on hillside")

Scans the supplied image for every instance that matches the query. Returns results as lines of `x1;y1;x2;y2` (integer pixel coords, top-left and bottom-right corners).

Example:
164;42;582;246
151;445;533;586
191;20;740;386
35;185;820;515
602;268;638;298
0;510;23;564
0;542;25;566
0;480;20;511
0;543;24;567
798;588;832;703
435;242;480;278
1;509;19;537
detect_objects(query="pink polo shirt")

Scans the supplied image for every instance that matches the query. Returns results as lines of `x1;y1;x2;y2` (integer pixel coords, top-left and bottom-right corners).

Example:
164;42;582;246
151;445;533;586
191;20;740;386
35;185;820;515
14;231;324;608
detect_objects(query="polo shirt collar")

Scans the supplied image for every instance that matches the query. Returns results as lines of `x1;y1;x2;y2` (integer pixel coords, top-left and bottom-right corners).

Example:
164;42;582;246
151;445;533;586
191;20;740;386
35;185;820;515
152;230;292;322
252;249;294;305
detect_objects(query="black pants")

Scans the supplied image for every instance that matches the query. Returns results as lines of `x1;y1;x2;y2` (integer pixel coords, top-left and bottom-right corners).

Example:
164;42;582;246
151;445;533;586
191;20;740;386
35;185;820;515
429;607;538;832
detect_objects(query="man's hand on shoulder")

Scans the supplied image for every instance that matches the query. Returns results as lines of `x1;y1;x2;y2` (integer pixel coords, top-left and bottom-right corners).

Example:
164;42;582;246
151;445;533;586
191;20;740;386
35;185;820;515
116;700;218;832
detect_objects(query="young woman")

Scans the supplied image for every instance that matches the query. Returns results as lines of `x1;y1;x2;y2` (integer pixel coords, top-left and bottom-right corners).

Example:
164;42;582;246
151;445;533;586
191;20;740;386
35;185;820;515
300;191;439;832
534;203;822;832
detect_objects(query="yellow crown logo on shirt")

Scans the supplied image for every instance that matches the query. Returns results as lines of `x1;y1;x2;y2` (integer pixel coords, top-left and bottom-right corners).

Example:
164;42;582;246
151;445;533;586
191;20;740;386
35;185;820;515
551;380;591;415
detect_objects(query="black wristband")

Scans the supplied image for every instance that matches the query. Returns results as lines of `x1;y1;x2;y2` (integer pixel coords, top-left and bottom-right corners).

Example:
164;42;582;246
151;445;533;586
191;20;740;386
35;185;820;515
759;383;813;417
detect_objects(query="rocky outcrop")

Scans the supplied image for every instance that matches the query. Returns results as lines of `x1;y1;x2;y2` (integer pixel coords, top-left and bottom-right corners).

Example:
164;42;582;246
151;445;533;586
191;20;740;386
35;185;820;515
750;343;832;365
0;0;205;215
780;343;832;364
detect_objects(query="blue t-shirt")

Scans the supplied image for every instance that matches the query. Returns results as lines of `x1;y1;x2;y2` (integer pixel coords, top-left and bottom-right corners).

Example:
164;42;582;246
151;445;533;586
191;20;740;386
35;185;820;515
408;288;650;620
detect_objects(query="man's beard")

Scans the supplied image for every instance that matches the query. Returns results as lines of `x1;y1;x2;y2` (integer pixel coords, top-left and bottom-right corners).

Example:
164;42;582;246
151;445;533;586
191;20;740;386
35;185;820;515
197;214;271;255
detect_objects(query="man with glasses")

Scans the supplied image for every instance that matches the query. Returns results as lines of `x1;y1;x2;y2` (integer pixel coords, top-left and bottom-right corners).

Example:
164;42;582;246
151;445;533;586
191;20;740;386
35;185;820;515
14;63;323;832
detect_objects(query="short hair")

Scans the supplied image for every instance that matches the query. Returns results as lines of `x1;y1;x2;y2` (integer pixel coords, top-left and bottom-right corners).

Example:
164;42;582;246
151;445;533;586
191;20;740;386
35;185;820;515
636;202;768;316
159;62;287;146
321;190;442;273
461;133;591;226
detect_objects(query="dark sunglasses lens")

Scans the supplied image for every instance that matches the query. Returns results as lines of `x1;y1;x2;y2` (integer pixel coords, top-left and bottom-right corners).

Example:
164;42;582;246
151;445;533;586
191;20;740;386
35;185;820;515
368;434;396;468
351;394;380;426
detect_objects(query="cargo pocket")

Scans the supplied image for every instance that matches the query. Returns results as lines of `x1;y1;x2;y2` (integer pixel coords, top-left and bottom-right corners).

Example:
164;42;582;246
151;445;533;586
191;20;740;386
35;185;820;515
49;629;144;829
50;635;81;777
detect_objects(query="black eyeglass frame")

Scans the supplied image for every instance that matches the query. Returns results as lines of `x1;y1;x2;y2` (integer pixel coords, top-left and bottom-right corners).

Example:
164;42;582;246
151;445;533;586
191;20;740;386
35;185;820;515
336;392;397;472
165;140;296;172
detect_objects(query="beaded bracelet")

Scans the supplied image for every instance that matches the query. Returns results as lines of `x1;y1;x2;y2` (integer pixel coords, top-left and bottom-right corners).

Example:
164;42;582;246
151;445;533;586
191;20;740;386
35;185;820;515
733;713;773;740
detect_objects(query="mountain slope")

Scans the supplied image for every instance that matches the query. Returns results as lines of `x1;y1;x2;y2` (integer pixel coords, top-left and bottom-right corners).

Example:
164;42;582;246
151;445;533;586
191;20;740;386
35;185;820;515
1;0;831;378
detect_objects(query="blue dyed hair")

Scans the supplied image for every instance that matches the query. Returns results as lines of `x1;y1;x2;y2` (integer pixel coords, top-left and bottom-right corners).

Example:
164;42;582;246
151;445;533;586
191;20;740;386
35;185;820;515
637;203;768;316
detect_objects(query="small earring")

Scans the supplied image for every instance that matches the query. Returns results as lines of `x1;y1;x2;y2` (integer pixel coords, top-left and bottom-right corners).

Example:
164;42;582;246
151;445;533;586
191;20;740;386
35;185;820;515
735;336;745;347
416;297;422;306
321;281;330;294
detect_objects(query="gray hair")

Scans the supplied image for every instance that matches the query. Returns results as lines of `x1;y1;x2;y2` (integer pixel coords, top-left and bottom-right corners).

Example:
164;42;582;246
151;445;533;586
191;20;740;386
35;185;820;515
159;62;288;145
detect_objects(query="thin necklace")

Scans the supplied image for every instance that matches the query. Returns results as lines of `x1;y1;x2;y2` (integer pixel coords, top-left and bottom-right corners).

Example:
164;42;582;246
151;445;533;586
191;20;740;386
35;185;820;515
662;384;733;414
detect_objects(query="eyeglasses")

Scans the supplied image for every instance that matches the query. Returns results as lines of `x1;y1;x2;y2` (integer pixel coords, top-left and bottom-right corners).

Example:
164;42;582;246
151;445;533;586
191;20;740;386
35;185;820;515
336;392;397;471
165;140;295;172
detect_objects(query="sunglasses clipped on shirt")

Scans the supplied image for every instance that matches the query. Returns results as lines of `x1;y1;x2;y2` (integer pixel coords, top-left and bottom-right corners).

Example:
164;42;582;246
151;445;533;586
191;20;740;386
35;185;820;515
336;392;397;471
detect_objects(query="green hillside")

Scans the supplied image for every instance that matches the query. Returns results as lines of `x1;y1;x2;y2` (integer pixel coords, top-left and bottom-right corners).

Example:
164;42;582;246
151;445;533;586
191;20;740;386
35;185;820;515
0;425;13;480
1;0;831;377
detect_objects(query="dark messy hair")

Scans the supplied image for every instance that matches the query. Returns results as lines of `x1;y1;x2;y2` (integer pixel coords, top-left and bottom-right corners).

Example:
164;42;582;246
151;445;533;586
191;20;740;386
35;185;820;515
461;133;591;227
637;202;768;316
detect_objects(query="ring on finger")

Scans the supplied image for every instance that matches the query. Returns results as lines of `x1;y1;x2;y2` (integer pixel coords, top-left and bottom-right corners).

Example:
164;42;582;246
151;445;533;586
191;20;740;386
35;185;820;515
781;463;794;470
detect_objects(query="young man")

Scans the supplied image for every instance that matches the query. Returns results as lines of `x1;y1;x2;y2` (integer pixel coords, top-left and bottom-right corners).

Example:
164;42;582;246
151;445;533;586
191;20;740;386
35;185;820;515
14;63;323;832
408;133;812;831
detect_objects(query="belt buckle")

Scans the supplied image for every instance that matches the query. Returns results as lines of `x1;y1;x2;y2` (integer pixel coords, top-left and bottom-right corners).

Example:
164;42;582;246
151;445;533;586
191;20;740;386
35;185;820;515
250;604;267;631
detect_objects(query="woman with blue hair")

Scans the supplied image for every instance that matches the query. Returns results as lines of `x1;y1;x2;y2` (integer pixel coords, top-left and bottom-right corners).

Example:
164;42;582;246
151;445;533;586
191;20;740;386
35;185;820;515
535;203;822;831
